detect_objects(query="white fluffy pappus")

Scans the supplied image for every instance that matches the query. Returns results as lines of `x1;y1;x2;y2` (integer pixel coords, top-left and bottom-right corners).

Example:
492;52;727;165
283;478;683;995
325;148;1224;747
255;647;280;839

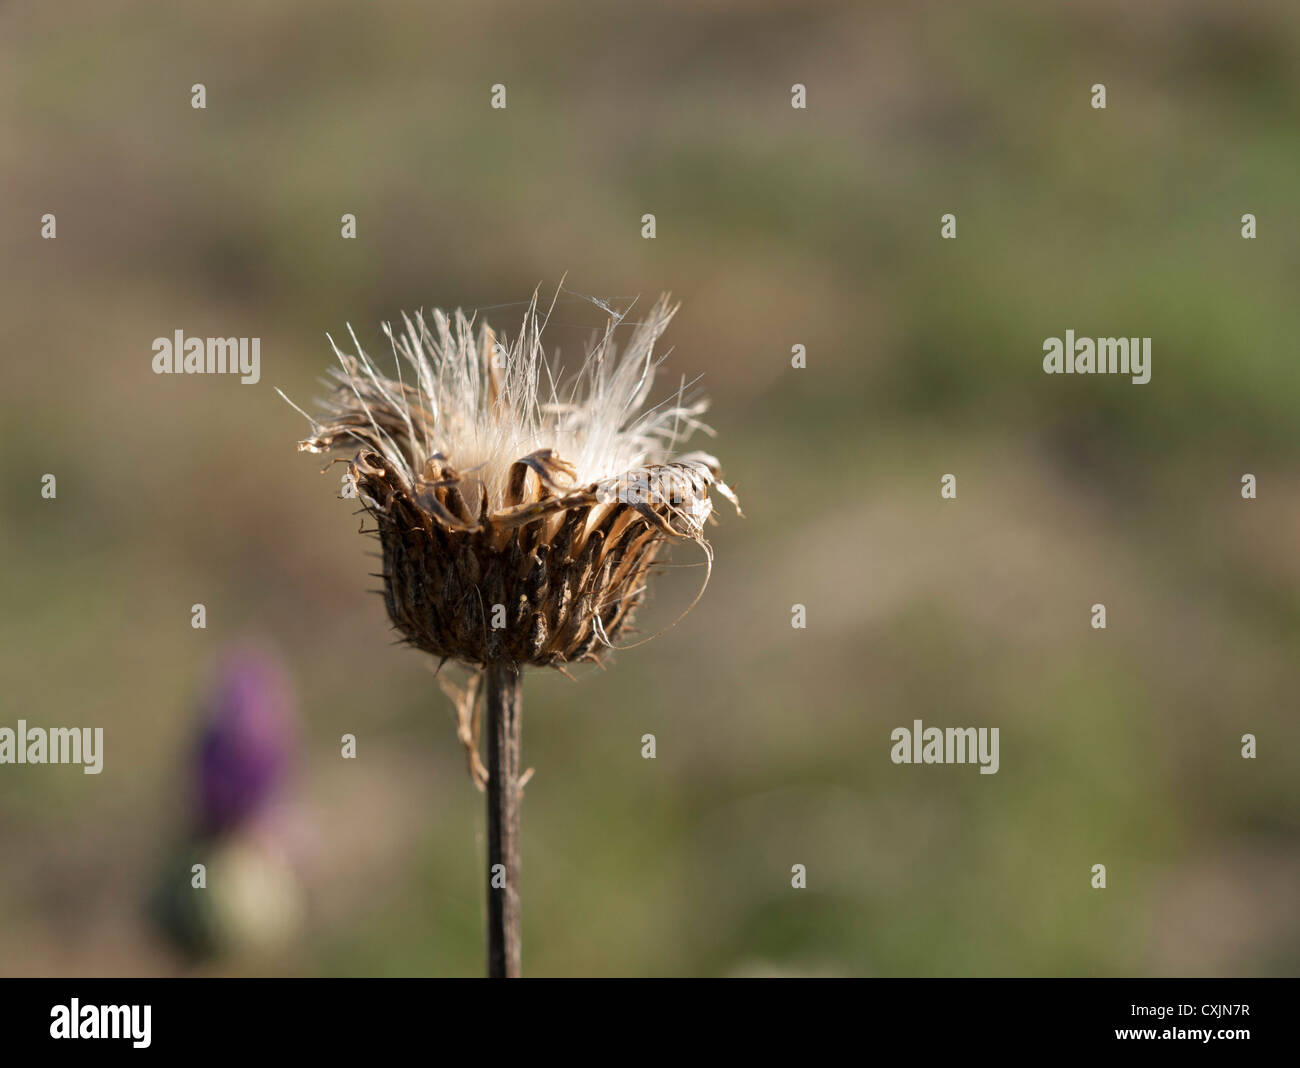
282;288;739;532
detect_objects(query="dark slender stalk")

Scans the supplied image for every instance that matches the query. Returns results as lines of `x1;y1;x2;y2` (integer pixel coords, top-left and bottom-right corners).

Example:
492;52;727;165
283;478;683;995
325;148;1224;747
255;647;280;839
485;661;523;978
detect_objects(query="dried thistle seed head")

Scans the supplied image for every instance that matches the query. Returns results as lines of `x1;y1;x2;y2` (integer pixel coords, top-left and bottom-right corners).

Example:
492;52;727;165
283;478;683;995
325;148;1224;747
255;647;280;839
286;292;740;671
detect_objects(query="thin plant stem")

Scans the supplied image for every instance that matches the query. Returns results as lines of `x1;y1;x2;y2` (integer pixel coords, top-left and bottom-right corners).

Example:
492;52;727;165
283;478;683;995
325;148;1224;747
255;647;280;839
485;661;523;978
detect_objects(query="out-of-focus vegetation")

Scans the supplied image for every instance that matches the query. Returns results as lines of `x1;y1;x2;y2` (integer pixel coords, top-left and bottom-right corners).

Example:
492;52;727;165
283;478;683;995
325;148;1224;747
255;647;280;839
1;0;1297;976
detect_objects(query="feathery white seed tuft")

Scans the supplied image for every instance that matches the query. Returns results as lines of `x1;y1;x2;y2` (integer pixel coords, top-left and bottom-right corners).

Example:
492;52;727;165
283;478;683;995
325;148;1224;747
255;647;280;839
301;291;718;519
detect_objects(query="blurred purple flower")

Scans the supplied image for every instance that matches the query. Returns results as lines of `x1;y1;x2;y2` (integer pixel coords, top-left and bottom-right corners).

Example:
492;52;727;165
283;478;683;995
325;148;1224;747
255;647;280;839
195;647;296;835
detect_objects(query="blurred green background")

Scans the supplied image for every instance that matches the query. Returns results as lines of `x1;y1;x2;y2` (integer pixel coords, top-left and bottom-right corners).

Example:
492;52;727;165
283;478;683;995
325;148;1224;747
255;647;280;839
2;0;1298;976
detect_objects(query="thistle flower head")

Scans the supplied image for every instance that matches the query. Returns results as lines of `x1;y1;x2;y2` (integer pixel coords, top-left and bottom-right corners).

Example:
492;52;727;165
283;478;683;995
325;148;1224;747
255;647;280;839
286;291;740;672
195;647;296;835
